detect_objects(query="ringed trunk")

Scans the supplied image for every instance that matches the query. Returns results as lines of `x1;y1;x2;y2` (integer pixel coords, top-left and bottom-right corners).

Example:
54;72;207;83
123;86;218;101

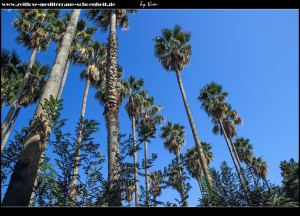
104;10;121;206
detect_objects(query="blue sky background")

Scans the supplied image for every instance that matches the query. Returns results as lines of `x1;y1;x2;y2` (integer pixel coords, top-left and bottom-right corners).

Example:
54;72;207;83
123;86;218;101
1;9;299;206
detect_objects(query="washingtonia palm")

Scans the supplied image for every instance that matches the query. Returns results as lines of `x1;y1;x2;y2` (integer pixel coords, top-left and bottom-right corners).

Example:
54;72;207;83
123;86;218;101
160;121;187;206
153;24;213;189
184;142;214;199
69;41;106;201
212;104;251;192
123;75;147;207
1;9;60;141
2;9;81;206
1;60;50;151
137;95;165;207
198;81;250;205
86;9;137;206
234;137;261;192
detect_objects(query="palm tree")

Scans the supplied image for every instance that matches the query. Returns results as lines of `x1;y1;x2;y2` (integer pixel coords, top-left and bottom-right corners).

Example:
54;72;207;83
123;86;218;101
1;60;50;151
85;9;137;206
212;105;251;192
153;24;213;189
160;121;187;206
234;137;261;192
1;9;60;141
183;142;214;199
149;171;163;206
123;75;147;207
1;49;25;108
52;13;97;100
69;40;106;201
198;81;250;204
137;96;165;207
252;156;271;191
2;9;81;207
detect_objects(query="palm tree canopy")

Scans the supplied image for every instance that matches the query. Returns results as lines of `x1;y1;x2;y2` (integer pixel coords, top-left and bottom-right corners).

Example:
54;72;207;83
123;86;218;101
234;137;253;166
123;76;146;119
85;9;137;32
13;9;60;51
137;95;165;139
160;121;185;156
184;143;214;181
75;40;107;86
153;24;192;72
52;12;97;60
198;81;229;121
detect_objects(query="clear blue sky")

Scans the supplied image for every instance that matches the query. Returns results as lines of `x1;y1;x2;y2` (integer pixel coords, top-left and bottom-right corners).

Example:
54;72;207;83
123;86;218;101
1;9;299;206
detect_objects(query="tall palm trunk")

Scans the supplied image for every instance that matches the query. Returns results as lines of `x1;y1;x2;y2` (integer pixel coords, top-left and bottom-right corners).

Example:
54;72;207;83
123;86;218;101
247;164;261;192
218;118;250;205
1;47;37;140
1;104;22;152
131;116;139;206
57;57;72;100
1;9;80;207
175;153;187;207
197;176;206;200
174;68;213;190
144;140;150;207
29;59;72;205
104;10;121;206
69;78;90;201
228;136;251;192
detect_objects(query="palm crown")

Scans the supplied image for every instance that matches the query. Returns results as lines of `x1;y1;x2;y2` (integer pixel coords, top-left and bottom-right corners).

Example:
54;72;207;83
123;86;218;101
13;9;60;52
160;121;185;156
153;24;192;72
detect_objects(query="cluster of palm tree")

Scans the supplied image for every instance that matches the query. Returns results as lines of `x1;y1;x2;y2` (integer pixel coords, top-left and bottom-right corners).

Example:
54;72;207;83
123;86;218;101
1;9;276;207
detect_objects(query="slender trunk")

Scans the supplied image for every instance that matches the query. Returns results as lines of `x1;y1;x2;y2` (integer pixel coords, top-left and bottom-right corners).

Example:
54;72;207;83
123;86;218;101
57;57;72;100
248;164;261;192
218;118;250;205
174;68;213;190
264;179;271;191
29;59;72;205
229;136;251;192
104;10;121;206
144;140;150;207
132;116;139;207
1;9;80;207
1;47;37;140
1;104;22;152
175;154;187;206
197;176;206;200
69;78;90;202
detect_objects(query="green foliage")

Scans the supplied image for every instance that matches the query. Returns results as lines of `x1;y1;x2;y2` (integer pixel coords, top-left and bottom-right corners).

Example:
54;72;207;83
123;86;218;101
279;158;299;204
